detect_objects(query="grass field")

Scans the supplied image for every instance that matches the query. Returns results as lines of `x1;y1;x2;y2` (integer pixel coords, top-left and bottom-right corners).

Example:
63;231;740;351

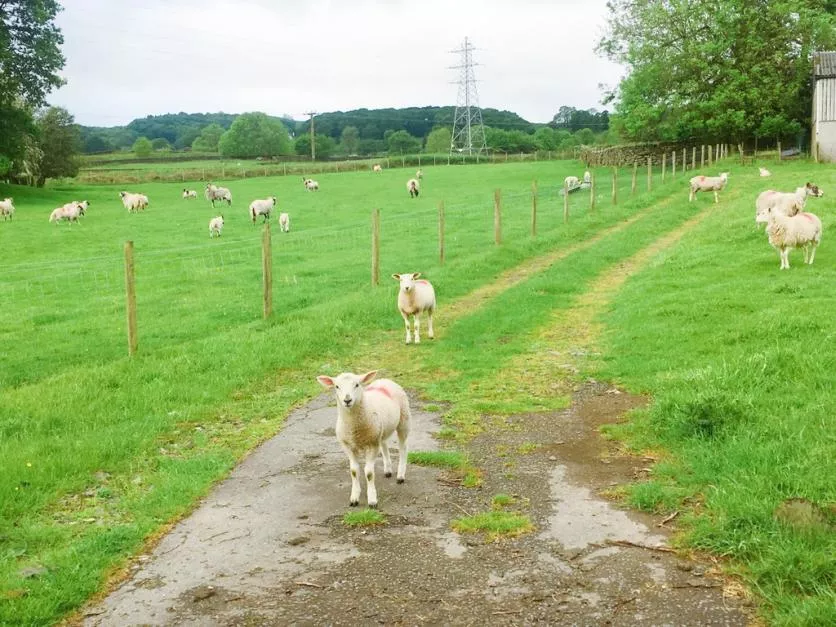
1;158;833;624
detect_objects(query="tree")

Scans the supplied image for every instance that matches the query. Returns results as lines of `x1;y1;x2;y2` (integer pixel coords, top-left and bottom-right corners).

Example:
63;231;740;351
598;0;836;143
534;127;557;151
340;126;360;155
132;136;153;158
34;106;80;184
386;130;421;154
151;137;171;151
425;127;452;153
294;134;337;160
218;112;291;158
84;134;113;154
191;123;224;152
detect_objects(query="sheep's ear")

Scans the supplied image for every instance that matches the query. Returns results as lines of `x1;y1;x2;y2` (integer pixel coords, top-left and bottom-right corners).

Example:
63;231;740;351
412;272;422;279
359;370;378;385
391;273;401;280
316;375;334;389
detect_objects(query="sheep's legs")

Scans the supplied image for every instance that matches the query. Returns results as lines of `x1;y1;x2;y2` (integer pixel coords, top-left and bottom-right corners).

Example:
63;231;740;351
344;448;362;506
808;243;817;265
364;449;378;507
427;311;434;339
380;441;393;478
414;315;421;344
780;248;790;270
714;190;719;204
401;312;412;344
396;413;410;484
688;189;694;202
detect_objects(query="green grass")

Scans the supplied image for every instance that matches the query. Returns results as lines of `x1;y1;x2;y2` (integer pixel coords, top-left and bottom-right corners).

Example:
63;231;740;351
491;494;515;508
595;161;836;625
408;450;467;469
451;511;533;540
342;509;386;527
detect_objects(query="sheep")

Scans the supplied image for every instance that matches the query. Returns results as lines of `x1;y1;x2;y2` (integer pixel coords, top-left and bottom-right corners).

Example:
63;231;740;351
688;172;729;203
250;196;276;223
303;177;319;191
416;169;423;179
205;183;232;207
315;370;411;507
755;183;824;227
119;191;146;213
564;175;580;189
406;178;420;198
0;197;15;221
279;212;290;233
583;171;591;184
209;215;224;238
765;207;822;269
49;201;87;224
392;272;435;344
373;164;383;172
759;167;772;177
183;188;198;199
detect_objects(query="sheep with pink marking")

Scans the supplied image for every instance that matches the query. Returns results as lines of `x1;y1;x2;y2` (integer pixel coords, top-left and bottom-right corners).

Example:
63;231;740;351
392;272;435;344
688;172;729;203
316;370;411;508
755;183;823;228
764;207;822;270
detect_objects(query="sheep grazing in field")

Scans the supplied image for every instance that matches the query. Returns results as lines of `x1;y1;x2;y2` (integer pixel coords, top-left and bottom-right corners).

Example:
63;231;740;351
406;178;420;198
764;206;822;269
755;183;824;227
303;177;319;191
392;272;435;344
209;215;224;238
205;183;232;207
564;176;580;189
0;197;15;221
182;188;198;199
119;191;146;213
316;370;411;507
249;196;276;223
416;169;423;179
49;201;87;224
373;164;383;173
759;167;772;177
279;212;290;233
688;172;729;203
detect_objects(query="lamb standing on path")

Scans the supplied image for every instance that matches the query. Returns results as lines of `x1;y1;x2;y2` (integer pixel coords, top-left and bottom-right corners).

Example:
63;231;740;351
393;272;435;344
688;172;729;203
316;370;411;508
765;207;822;269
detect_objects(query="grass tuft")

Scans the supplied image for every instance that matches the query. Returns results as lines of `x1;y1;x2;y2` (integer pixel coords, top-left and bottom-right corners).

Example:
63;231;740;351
408;450;467;469
342;509;386;527
452;511;533;540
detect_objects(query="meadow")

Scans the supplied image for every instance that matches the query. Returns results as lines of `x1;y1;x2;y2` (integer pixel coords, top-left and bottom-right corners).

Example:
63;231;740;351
0;157;833;624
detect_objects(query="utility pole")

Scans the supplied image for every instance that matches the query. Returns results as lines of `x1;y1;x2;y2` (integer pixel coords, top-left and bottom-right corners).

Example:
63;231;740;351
449;37;487;156
304;111;317;161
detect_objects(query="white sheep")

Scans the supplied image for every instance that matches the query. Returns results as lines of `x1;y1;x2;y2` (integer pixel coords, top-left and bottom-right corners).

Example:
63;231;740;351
688;172;729;203
205;183;232;207
183;188;198;199
119;191;145;213
49;201;87;224
0;197;15;221
765;207;822;269
373;164;383;173
209;215;224;238
392;272;435;344
759;167;772;177
564;175;580;189
316;370;411;507
406;178;420;198
303;177;319;191
249;196;276;223
279;212;290;233
416;169;423;179
755;183;823;227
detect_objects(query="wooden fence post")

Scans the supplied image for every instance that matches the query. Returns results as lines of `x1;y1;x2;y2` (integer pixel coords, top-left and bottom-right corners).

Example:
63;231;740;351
371;208;380;286
682;148;686;171
708;144;713;166
494;189;502;245
438;201;445;264
672;151;676;177
631;162;637;194
777;140;782;161
262;223;272;319
563;181;570;223
647;156;652;191
124;241;137;356
611;167;617;205
531;180;537;237
662;152;666;181
700;145;705;168
692;146;696;171
590;172;596;211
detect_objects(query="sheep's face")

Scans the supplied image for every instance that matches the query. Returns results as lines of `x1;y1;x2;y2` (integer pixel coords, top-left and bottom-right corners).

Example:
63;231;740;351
317;371;378;408
393;272;421;294
119;192;126;199
720;172;730;181
806;182;823;197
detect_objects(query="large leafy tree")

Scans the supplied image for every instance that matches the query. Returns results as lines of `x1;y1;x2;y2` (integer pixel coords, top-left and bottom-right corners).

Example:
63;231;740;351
0;1;65;174
340;126;359;155
425;127;452;153
219;113;291;158
598;0;836;143
386;130;421;154
191;123;224;152
132;136;152;158
34;106;80;184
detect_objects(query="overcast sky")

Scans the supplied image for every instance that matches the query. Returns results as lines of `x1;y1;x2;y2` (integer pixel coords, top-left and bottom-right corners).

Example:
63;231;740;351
50;0;626;128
